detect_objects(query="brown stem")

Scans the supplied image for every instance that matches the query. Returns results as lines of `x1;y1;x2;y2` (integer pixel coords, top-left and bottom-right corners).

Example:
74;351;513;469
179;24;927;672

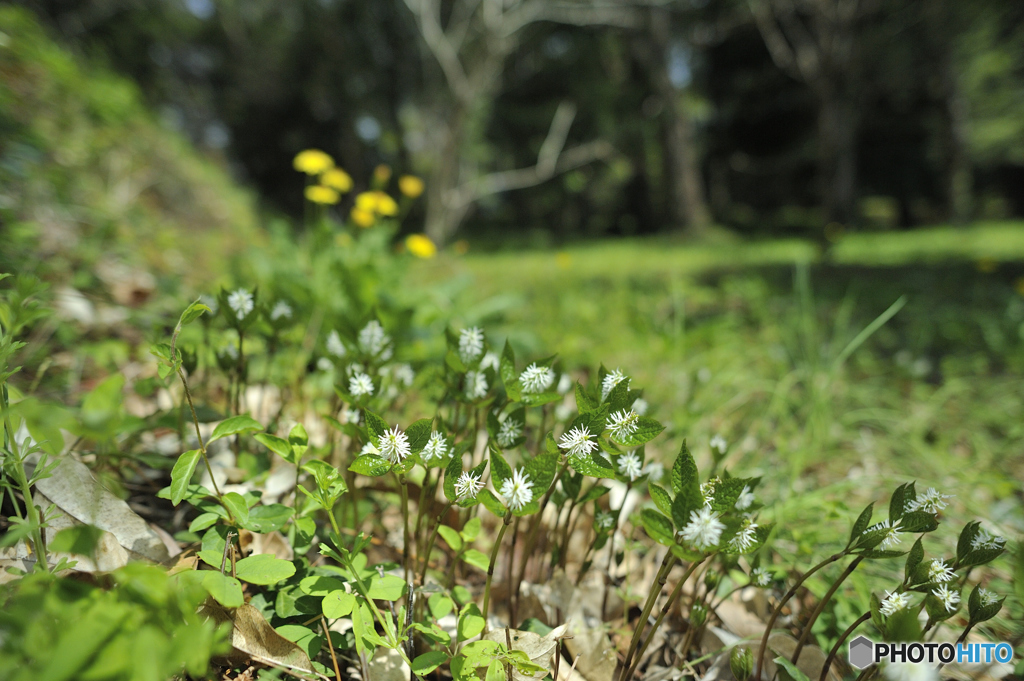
513;460;569;614
619;551;678;681
820;610;870;681
482;511;512;630
322;616;343;681
792;555;864;664
419;500;454;586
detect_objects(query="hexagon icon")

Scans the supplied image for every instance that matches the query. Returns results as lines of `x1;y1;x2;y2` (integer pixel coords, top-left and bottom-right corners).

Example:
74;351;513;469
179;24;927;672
848;636;874;669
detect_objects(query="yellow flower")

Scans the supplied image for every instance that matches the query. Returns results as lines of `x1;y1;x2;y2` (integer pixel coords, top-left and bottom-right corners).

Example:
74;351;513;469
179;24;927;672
321;168;353;192
293;149;334;175
398;175;424;199
355;191;379;212
406;234;437;258
351;208;375;228
373;164;392;184
374;192;399;216
305;185;340;205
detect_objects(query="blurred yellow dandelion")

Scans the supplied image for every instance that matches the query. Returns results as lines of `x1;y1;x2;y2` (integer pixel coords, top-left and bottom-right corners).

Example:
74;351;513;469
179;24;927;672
398;175;424;199
293;149;334;175
351;207;375;228
406;234;437;258
374;192;399;216
355;191;379;212
321;168;353;193
305;185;340;204
373;164;392;184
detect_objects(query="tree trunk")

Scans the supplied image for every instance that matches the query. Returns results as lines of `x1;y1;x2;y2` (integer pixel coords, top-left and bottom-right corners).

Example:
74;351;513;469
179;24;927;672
817;88;857;226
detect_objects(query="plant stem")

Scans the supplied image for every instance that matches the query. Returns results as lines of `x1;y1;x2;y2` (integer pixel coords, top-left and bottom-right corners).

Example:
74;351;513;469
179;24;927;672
820;610;870;681
175;368;225;501
513;459;568;614
619;550;678;681
419;500;454;585
482;511;513;630
398;473;412;591
623;558;706;681
754;550;849;680
7;443;48;572
792;555;864;664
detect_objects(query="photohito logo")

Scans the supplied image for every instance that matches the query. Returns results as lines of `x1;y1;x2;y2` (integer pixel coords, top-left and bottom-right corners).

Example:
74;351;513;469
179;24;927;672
848;636;1014;669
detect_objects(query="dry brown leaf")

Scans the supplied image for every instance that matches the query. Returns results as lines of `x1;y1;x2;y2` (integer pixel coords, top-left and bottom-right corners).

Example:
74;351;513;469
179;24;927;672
484;624;567;681
563;626;616;681
201;601;317;678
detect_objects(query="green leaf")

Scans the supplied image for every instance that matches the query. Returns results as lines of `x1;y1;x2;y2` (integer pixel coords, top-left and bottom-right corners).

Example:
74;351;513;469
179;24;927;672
413;651;449;676
905;538;924;584
612;416;664;447
221;492;250;525
575;381;598;414
428;593;455;619
367;574;406;601
523;446;559;497
300;576;347;596
478;489;506;517
406;418;433;454
568;450;616;478
463;549;490;572
490;447;513;485
49;524;103;556
899;511;938;533
710;477;747;514
177;300;211;328
188;512;220;533
349;453;391;476
209;415;263;443
956;521;981;564
462;517;482;542
648;484;674;517
363;410;389;440
169;450;202;506
289;423;309;447
235;554;296;585
889;482;910;522
640;509;676;546
670;441;699;499
243;504;294;533
848;502;875;548
773;657;811;681
322;590;356;618
254;433;295;462
486;660;504;681
458;603;486;642
443;453;462;502
203;571;244;608
579;484;610;503
438;525;463;551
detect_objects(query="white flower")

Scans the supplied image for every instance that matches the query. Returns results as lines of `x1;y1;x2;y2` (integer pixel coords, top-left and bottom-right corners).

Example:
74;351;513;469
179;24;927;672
729;519;758;553
596;511;615;530
316;357;334;372
480;351;500;370
221;343;239;360
455;471;483;501
500;468;533;511
270;300;293;321
360;441;380;456
631;398;648;416
617;451;642;481
735;485;755;511
607;409;639;442
378;426;411;464
928;559;954;584
970;528;1005;551
349;371;374;397
519;363;555;393
601;368;628;401
907;487;953;514
710;434;728;456
978;588;998;607
496;418;522;448
751;567;771;587
465;370;488;399
391;363;415;387
556;373;572;394
882;661;938;681
679;507;725;551
700;478;719;508
879;590;910;617
344;409;361;424
643;461;664;482
358;320;390;356
558;426;597;458
932;584;960;613
458;327;485;364
421;432;448;462
227;288;254;319
327;330;347;358
866;518;902;550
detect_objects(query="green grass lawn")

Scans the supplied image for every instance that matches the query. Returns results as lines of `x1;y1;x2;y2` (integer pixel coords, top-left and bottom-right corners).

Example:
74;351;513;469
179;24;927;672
410;222;1024;641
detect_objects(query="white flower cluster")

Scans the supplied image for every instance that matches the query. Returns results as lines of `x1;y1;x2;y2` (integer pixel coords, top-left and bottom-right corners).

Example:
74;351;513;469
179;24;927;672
465;370;488;399
601;368;627;401
617;451;642;481
519;363;554;393
455;471;483;501
227;288;254;320
931;584;960;613
270;300;293;321
458;327;484;365
865;518;902;550
358;320;392;359
500;468;533;510
496;418;522;448
378;426;410;463
735;485;755;511
906;487;953;514
606;409;639;442
879;590;910;617
751;567;772;587
679;507;724;551
729;518;759;553
927;559;954;584
421;431;448;462
327;330;347;358
349;371;374;397
970;528;1005;552
558;426;597;459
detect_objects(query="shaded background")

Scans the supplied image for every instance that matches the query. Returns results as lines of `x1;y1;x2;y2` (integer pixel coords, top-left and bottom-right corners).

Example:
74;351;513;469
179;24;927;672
14;0;1024;246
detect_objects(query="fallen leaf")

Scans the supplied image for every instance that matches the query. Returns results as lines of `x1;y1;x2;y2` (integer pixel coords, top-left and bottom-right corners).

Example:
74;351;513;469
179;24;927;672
483;624;567;681
201;601;316;677
367;645;410;681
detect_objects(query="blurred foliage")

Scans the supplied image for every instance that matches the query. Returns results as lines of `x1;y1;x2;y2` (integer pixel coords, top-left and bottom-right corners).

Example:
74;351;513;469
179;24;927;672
0;6;261;291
